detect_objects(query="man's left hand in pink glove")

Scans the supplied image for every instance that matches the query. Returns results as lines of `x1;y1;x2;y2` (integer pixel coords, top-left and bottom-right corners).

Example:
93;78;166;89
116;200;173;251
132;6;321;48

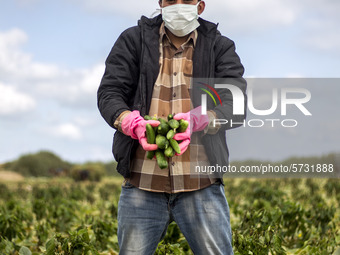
172;106;209;156
121;110;160;151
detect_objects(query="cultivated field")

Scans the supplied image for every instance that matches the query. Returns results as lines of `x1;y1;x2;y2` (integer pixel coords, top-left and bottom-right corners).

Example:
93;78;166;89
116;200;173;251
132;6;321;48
0;176;339;254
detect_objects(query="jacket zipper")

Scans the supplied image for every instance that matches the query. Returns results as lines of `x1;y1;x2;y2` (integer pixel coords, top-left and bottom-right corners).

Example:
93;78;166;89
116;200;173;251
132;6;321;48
139;23;146;116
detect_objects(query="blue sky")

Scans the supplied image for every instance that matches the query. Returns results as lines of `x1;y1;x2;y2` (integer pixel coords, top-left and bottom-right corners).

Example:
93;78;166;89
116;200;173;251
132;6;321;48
1;0;340;164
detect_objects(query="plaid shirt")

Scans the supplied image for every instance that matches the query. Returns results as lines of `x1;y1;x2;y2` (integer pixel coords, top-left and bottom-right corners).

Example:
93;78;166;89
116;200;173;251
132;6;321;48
115;23;220;193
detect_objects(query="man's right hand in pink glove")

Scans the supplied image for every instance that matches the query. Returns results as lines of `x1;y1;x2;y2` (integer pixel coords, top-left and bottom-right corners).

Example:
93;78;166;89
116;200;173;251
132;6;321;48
121;111;160;151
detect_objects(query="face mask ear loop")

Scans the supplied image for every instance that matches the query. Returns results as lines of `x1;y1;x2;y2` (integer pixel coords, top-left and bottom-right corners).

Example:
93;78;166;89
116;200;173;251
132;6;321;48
150;8;162;18
196;2;200;15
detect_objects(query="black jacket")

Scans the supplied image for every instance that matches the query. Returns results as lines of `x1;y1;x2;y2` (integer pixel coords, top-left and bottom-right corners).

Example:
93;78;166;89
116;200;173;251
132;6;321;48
98;14;247;178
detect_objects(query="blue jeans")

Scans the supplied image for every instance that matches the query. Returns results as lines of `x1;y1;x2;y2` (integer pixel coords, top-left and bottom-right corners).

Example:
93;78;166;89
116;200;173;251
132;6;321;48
117;181;233;255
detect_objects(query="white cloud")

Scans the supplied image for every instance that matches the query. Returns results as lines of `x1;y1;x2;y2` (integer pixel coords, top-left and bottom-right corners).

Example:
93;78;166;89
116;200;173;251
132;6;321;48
32;64;104;107
301;14;340;52
0;29;60;81
80;64;105;94
0;28;105;108
73;116;96;127
0;26;102;157
50;123;82;140
0;28;27;48
203;0;297;33
0;82;36;115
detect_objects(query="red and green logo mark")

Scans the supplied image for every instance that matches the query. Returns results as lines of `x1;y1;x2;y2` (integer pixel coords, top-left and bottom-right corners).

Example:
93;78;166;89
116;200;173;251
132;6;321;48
198;82;222;106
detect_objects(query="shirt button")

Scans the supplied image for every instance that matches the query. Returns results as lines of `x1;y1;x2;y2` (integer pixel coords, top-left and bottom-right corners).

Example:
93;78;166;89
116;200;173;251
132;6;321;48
174;72;177;76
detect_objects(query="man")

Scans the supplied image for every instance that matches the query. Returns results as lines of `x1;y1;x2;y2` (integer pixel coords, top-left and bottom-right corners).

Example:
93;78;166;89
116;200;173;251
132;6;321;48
97;0;247;254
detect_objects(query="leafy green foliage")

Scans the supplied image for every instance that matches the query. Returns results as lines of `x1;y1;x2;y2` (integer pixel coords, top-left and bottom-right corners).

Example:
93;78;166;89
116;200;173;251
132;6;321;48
0;178;338;254
155;222;191;254
92;216;118;251
0;237;15;254
0;183;12;200
19;246;32;255
45;229;99;255
0;200;33;241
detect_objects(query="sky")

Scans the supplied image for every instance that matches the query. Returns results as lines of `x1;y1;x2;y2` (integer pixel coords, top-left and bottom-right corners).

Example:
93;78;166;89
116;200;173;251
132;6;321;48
0;0;340;164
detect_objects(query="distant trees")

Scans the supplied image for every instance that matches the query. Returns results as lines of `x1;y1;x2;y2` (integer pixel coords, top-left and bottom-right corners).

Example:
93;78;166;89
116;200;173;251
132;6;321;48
70;163;106;182
3;151;71;177
3;150;119;180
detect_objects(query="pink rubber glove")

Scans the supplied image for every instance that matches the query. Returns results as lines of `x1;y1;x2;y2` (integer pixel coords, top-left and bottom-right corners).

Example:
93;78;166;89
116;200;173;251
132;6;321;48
173;106;209;156
121;111;160;151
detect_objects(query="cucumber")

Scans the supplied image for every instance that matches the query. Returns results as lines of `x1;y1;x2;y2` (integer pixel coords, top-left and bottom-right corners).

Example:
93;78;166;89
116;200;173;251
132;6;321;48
169;138;181;154
156;135;167;149
164;139;170;149
168;119;179;129
177;119;189;133
145;124;156;160
155;150;168;169
157;122;170;136
145;124;156;144
151;116;158;133
144;115;152;120
146;151;155;160
164;146;175;157
158;118;167;124
166;129;175;140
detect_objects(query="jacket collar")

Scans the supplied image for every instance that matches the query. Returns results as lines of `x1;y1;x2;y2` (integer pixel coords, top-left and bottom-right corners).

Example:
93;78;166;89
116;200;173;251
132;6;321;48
139;14;163;29
197;17;219;38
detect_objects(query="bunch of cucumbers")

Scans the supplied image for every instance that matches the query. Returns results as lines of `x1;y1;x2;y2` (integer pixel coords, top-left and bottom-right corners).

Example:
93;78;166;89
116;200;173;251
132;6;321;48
144;114;189;169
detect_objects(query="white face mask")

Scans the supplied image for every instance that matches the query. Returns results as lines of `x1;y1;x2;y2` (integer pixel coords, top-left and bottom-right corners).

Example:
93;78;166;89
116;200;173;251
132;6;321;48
162;3;200;37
